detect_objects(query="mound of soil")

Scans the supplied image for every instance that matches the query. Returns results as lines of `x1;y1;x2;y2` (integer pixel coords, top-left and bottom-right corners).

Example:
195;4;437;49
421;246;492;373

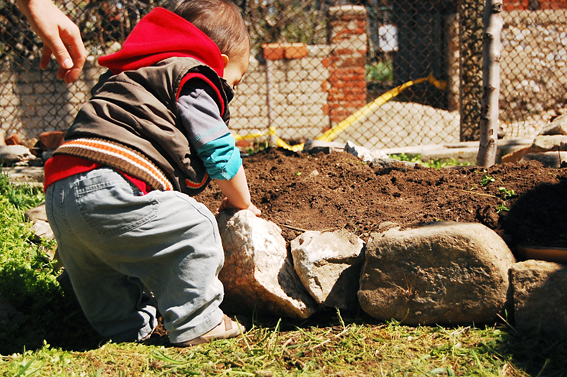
198;147;567;256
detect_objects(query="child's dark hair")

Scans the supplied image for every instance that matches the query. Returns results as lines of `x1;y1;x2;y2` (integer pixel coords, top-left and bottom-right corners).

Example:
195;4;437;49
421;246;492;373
174;0;250;59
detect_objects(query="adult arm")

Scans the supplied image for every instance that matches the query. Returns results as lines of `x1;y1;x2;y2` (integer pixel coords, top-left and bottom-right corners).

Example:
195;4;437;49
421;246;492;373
17;0;87;83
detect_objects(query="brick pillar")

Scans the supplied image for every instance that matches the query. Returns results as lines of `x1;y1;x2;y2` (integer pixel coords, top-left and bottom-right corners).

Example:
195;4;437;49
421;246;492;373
327;6;368;128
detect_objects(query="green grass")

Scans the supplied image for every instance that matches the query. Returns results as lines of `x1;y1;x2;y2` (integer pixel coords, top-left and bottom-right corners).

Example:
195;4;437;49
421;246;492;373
389;153;471;169
0;171;566;376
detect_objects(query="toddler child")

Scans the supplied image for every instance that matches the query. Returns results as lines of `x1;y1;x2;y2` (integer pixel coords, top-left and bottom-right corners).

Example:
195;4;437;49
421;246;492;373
43;0;260;346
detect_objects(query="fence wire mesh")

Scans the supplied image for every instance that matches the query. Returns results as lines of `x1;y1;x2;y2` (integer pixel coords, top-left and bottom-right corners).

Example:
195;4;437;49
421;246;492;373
1;0;567;151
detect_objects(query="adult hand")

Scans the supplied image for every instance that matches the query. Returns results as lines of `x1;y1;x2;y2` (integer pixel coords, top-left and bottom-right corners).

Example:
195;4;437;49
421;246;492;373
17;0;87;83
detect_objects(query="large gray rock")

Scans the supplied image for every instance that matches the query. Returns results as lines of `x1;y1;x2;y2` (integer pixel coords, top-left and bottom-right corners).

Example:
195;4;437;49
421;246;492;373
291;230;365;310
217;210;318;319
510;260;567;340
358;222;516;325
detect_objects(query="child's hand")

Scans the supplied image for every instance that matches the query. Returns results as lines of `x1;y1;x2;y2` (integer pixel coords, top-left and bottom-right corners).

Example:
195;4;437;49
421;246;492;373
218;197;261;216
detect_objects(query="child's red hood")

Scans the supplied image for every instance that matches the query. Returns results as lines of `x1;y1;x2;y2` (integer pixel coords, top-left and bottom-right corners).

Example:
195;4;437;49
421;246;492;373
98;7;224;77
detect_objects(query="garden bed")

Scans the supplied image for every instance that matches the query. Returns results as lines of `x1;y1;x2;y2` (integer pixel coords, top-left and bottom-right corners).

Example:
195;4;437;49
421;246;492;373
199;148;567;254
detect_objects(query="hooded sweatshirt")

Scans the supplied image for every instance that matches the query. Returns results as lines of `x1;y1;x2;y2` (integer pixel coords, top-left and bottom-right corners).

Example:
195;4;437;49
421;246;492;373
45;7;235;196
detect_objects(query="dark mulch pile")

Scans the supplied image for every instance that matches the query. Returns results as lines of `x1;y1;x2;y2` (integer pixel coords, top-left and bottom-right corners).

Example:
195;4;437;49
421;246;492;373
199;147;567;255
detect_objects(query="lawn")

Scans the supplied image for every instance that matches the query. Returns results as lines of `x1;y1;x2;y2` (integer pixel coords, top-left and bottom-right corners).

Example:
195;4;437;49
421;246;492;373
0;170;565;376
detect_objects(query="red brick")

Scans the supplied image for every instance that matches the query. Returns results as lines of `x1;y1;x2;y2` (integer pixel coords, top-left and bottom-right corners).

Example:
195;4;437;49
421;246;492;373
262;43;285;60
502;0;529;9
284;43;308;59
39;130;66;151
540;0;567;8
345;87;366;94
235;139;253;148
335;48;355;55
5;133;23;146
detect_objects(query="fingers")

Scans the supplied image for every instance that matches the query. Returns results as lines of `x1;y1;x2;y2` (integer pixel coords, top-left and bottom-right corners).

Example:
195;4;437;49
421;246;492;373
19;0;86;83
217;198;261;217
58;22;87;83
40;45;53;70
248;204;261;216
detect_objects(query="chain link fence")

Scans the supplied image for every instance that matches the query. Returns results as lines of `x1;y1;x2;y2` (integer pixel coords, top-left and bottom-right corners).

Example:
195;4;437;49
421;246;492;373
1;0;567;150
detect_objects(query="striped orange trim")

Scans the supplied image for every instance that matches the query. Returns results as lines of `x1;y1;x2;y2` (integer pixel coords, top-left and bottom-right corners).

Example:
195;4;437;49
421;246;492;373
185;172;209;189
55;138;174;191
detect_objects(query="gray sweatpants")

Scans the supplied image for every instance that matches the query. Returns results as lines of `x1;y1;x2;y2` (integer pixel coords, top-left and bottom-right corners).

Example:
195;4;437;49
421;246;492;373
45;167;225;344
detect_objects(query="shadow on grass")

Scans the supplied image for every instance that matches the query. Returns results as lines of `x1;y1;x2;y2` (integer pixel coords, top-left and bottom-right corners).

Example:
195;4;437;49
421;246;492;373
493;324;567;377
0;274;106;355
3;280;567;377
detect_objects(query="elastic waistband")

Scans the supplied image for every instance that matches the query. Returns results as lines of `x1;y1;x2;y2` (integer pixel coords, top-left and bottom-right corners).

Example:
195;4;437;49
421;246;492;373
54;138;174;191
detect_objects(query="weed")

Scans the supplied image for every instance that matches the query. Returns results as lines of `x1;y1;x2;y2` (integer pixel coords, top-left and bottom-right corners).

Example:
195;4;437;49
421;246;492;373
244;140;270;156
497;203;511;213
480;173;496;186
389;154;470;169
389;153;422;164
499;186;517;200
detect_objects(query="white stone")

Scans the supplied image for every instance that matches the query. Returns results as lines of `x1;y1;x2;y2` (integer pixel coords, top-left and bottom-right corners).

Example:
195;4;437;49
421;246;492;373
217;210;318;319
344;141;388;163
291;230;365;309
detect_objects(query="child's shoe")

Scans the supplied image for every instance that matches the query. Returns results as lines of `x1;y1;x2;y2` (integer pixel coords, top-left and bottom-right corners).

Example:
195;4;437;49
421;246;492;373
174;314;246;346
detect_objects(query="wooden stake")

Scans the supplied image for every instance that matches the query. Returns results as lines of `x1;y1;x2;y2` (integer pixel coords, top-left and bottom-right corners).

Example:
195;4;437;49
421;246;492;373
477;0;503;167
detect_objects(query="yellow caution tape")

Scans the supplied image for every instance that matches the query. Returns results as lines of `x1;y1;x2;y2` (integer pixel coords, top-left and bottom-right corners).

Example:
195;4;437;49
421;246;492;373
233;73;446;152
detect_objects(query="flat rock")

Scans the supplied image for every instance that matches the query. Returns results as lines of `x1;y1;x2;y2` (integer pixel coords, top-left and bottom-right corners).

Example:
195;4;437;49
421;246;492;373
25;203;48;222
303;139;346;154
217;210;318;319
344;141;388;163
510;260;567;340
530;135;567;153
291;229;365;310
25;203;55;241
381;138;533;164
521;151;567;168
2;166;44;184
358;221;516;325
539;113;567;135
0;145;35;165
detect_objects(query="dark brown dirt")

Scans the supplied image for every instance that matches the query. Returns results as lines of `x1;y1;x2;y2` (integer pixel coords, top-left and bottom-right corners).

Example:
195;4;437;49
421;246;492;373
198;147;567;257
